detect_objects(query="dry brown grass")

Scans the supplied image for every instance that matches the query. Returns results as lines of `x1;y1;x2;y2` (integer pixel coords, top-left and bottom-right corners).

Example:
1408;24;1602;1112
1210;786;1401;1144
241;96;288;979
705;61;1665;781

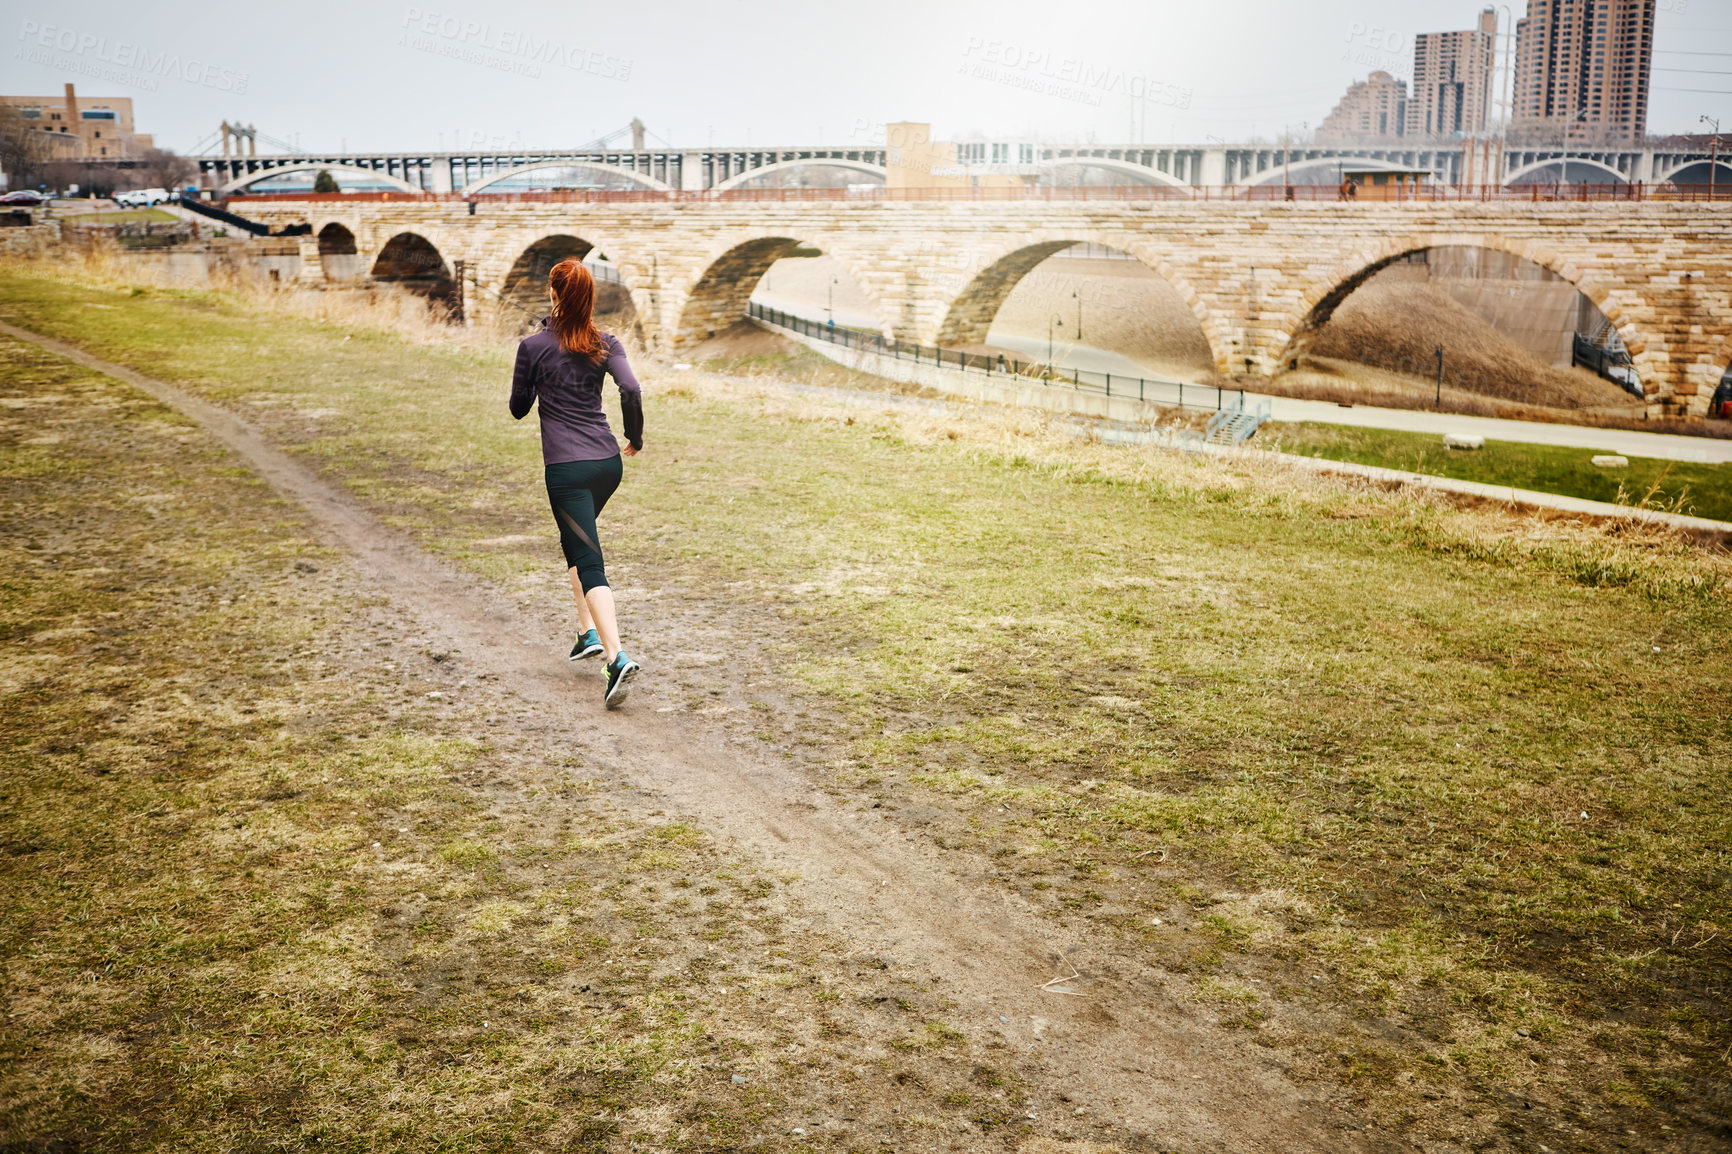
8;242;535;350
0;320;1032;1154
1312;282;1634;409
689;368;1730;560
4;260;1727;1152
683;320;944;400
990;255;1218;380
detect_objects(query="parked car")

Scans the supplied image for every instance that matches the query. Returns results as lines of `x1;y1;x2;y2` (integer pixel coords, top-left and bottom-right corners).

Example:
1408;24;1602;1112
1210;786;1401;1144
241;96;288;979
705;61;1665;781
114;188;171;207
0;190;47;205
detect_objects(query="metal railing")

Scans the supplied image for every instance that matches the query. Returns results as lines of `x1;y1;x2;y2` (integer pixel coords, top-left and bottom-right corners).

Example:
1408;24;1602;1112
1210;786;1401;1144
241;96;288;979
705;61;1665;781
587;260;625;285
1573;332;1644;399
226;182;1732;206
178;196;311;237
179;195;272;236
748;302;1245;413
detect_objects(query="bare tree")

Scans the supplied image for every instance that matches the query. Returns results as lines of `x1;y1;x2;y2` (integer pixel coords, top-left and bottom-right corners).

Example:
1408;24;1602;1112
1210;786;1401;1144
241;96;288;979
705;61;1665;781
0;106;53;193
135;148;196;191
45;157;116;198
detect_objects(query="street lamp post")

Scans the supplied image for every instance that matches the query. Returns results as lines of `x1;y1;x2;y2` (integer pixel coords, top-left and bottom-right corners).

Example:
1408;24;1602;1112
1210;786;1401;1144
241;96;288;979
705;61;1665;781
1048;314;1064;377
1435;346;1445;409
1560;112;1569;187
1702;116;1721;199
1560;105;1587;188
827;275;837;327
1073;288;1081;343
1494;4;1515;188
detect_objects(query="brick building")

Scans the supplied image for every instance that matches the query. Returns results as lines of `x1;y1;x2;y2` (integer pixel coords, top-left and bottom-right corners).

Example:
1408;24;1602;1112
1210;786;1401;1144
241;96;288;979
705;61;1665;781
0;84;153;159
1408;8;1499;138
1318;72;1409;142
1513;0;1655;143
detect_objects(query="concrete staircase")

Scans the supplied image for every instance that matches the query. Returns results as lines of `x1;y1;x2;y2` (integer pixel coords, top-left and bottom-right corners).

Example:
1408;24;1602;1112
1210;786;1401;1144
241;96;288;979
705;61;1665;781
1205;399;1272;446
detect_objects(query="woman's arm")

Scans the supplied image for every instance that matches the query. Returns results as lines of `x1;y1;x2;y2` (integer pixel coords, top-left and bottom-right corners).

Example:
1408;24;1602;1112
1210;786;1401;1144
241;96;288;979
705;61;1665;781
606;342;644;452
509;342;536;420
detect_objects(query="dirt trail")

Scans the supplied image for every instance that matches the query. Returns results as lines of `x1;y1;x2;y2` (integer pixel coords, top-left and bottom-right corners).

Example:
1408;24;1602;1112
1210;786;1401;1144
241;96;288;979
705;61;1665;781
1;320;1385;1153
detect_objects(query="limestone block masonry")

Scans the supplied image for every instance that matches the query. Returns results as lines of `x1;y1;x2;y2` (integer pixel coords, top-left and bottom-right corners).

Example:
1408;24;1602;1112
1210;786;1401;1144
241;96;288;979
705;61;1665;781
0;220;63;258
234;199;1732;418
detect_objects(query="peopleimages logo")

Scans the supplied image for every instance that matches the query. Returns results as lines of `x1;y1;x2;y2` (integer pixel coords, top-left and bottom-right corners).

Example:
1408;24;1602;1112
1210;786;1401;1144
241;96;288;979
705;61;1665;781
959;37;1192;110
1341;20;1410;78
15;19;250;93
399;7;632;82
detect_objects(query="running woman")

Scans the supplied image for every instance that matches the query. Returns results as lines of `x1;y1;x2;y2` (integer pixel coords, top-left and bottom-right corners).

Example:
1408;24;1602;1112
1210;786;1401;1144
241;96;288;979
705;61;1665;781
509;258;644;707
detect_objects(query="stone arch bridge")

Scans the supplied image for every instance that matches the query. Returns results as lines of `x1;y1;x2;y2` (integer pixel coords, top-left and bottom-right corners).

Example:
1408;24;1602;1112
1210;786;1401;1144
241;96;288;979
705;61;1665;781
238;198;1732;418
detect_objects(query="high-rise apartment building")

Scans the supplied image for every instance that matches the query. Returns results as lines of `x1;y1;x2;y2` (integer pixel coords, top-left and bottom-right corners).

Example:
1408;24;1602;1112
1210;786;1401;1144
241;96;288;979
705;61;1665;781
1513;0;1655;143
1408;8;1498;137
1317;72;1409;142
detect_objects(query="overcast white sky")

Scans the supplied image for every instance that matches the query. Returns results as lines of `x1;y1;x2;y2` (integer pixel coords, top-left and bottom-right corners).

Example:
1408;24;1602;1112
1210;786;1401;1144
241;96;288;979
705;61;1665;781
7;0;1729;154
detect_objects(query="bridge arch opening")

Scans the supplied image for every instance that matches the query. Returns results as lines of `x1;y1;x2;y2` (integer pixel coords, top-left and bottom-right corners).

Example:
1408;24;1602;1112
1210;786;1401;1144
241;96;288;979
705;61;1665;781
1506;159;1628;186
722;162;885;192
1244;157;1423;187
370;232;458;316
937;242;1216;383
677;237;883;349
1285;244;1644;412
465;163;668;195
222;165;422;196
1661;160;1732;190
499;235;639;340
317;223;361;281
1040;160;1185;188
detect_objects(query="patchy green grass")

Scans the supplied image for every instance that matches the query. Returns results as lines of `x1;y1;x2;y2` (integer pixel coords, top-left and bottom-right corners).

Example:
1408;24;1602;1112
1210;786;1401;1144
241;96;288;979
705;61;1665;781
0;263;1728;1150
0;333;1005;1151
1266;420;1732;521
66;208;182;224
692;341;908;397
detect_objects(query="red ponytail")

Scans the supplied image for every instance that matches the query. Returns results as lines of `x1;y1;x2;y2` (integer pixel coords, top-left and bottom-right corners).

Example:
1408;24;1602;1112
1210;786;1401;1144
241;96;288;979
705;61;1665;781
548;258;606;359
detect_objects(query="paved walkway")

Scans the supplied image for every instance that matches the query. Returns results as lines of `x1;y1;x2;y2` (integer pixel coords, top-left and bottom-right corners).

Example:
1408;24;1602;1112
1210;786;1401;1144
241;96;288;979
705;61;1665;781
158;203;206;226
1235;441;1732;537
748;293;880;334
986;332;1153;378
1252;393;1732;463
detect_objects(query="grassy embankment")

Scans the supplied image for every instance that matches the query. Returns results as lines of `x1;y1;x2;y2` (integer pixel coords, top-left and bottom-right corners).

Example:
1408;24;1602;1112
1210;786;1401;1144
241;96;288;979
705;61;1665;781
693;337;1731;522
1;261;1728;1151
1268;422;1732;523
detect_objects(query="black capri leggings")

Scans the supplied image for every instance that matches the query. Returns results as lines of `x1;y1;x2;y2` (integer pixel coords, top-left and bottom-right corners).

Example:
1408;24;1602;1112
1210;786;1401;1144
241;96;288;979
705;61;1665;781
545;456;623;593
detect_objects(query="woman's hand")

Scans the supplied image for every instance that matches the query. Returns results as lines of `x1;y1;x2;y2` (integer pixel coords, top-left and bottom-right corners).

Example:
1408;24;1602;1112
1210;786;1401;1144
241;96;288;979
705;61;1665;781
623;443;639;457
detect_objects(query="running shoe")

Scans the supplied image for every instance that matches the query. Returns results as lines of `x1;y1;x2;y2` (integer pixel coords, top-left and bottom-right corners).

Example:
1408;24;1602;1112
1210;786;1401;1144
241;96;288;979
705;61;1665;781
569;629;604;662
603;651;640;708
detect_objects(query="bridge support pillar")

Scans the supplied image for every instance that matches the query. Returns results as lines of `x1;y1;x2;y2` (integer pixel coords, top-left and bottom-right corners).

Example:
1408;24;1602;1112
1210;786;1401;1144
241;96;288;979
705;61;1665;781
428;160;453;194
680;152;707;191
1200;150;1227;187
295;236;325;284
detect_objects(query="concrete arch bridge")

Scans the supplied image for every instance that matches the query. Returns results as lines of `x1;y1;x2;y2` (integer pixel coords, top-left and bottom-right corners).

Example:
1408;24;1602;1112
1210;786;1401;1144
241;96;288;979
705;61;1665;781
241;198;1732;419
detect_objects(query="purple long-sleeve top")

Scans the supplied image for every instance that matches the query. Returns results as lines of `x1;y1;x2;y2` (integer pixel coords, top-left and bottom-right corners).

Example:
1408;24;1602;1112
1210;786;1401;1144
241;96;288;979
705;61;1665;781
510;327;644;463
